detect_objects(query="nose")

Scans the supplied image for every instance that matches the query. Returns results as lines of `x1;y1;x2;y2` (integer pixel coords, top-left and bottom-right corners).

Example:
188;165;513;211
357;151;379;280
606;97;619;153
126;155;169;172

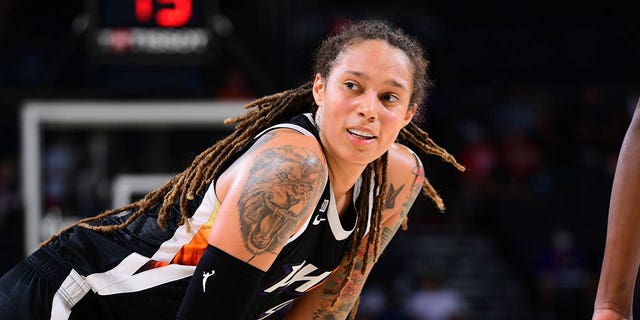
357;91;379;122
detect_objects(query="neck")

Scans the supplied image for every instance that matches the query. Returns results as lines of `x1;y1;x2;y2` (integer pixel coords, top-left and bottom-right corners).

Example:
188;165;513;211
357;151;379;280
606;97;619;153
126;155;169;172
313;115;367;206
326;160;362;215
313;117;365;197
327;161;364;196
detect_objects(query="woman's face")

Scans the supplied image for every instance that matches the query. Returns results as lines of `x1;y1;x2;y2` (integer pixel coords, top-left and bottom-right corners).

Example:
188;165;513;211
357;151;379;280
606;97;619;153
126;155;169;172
313;39;416;167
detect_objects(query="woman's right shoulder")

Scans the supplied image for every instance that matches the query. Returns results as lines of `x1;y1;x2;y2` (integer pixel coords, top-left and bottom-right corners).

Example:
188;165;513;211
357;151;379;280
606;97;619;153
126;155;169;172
216;128;327;200
249;127;327;173
252;127;324;155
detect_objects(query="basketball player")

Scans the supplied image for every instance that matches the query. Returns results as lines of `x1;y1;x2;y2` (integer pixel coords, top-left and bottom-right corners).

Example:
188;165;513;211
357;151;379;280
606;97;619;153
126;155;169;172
0;20;464;319
593;97;640;320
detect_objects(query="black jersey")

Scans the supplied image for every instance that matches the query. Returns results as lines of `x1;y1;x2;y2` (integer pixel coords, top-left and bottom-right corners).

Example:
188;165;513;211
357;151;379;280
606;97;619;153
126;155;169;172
11;113;372;320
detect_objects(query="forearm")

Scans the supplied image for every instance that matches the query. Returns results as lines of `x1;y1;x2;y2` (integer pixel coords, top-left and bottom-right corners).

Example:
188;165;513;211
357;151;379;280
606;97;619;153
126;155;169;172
313;261;371;319
594;99;640;316
595;193;640;315
284;247;374;320
177;245;265;319
287;211;408;320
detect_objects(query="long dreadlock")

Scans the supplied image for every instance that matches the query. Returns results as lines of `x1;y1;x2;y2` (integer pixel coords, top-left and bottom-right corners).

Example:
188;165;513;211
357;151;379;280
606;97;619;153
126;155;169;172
41;82;316;245
41;19;466;319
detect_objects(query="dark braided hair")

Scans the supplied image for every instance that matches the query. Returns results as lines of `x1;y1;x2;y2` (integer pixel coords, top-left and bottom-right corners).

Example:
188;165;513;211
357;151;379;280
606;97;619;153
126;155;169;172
41;19;465;318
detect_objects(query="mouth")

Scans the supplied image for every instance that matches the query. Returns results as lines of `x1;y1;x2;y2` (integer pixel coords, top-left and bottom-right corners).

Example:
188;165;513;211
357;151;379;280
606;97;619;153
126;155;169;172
347;129;376;140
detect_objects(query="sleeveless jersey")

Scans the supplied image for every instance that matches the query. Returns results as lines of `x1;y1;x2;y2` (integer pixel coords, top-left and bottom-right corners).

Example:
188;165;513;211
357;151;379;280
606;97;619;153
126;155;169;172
44;113;373;319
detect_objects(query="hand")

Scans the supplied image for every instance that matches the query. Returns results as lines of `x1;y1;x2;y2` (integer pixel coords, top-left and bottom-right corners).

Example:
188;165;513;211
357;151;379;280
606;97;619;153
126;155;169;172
592;309;630;320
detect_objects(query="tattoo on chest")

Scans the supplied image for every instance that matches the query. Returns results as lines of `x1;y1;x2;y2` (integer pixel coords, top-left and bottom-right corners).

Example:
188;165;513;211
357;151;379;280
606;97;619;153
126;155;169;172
238;145;325;258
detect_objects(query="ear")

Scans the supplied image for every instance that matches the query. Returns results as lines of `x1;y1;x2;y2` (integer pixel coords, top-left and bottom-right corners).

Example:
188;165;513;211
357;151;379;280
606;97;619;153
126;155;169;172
312;73;325;107
403;103;417;126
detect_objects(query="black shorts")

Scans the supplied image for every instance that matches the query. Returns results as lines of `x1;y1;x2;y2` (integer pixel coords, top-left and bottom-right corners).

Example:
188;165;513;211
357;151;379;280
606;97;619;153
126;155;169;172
0;242;186;320
0;245;70;320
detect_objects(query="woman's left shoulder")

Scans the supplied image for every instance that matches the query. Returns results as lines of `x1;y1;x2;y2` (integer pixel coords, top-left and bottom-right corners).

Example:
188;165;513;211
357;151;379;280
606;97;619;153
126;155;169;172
378;143;425;226
387;143;424;178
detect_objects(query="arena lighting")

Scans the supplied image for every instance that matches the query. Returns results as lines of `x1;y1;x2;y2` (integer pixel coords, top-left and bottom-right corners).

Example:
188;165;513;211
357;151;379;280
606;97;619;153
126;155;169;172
87;0;215;65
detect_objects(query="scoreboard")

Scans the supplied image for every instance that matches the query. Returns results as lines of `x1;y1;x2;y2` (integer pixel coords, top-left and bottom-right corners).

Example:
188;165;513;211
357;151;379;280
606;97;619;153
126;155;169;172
87;0;216;65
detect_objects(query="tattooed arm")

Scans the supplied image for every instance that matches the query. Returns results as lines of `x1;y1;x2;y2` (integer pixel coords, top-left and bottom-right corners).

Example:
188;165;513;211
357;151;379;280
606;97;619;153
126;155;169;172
176;130;328;319
208;129;327;271
593;98;640;320
285;143;425;320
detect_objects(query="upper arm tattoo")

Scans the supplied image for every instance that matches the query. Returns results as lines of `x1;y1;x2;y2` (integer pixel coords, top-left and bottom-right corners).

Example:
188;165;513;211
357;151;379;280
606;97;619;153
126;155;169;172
384;183;405;209
237;145;325;260
380;154;424;249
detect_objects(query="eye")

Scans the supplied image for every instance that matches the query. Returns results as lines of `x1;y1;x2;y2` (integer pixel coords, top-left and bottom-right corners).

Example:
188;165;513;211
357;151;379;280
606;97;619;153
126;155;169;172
344;81;360;91
381;93;400;103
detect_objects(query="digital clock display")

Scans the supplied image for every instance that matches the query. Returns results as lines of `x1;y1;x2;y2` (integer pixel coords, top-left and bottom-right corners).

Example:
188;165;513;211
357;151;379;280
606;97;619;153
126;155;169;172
89;0;214;64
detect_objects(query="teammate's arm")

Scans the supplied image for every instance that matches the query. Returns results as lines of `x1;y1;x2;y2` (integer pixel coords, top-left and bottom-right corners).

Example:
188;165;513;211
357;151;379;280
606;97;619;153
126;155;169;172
593;98;640;320
285;144;425;319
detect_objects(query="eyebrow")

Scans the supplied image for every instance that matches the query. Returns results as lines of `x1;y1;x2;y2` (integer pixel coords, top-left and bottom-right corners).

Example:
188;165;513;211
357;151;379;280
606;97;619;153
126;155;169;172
345;70;407;91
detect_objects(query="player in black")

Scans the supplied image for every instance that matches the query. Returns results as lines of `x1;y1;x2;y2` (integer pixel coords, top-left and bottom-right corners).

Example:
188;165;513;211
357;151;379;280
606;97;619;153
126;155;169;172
0;19;464;319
